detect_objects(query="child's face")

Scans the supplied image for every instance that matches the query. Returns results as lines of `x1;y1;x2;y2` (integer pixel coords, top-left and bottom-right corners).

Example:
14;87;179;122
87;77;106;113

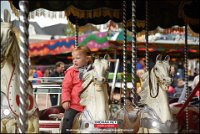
72;50;89;68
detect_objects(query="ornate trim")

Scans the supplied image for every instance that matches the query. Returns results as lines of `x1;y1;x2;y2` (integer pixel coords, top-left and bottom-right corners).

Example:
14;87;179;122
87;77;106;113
64;5;121;19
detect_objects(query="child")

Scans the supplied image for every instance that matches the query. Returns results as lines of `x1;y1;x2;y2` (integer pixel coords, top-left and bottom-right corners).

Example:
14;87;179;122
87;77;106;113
61;46;93;133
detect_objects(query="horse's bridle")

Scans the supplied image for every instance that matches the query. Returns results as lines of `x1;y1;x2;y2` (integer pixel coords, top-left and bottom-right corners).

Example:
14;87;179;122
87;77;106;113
149;68;159;98
81;60;109;93
81;79;93;93
81;76;107;93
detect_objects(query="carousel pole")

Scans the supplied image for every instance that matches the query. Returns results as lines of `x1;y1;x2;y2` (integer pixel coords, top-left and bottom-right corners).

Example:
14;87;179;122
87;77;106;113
19;1;29;133
184;25;189;132
122;0;127;106
75;18;79;46
131;0;138;105
145;0;149;71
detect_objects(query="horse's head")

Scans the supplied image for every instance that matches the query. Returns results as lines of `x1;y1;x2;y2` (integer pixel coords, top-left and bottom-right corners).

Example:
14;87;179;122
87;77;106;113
1;9;18;65
152;54;172;90
79;57;110;123
92;58;109;87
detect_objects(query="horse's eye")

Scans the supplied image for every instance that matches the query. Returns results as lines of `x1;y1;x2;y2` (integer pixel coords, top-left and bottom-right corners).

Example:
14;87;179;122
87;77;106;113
155;67;158;70
10;32;13;36
168;66;171;73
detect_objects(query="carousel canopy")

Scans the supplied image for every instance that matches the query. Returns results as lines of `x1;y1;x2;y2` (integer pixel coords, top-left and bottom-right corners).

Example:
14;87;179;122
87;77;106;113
108;26;199;55
29;28;199;57
29;32;109;57
109;26;199;45
10;0;200;33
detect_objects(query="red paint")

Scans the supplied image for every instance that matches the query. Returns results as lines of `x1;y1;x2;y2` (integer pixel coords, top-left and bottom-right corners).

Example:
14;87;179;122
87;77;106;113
16;94;34;110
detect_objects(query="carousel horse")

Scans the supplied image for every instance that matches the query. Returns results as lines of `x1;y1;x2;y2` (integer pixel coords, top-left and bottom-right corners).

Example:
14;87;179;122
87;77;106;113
1;10;39;133
114;55;178;133
70;58;110;133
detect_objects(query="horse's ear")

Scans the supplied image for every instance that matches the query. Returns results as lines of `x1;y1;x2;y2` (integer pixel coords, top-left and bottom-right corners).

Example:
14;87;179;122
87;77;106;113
164;55;170;62
156;54;162;61
4;9;11;23
104;54;110;60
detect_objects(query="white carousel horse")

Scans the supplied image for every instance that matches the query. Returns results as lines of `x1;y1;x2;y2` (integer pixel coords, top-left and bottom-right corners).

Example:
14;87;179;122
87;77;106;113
114;55;178;133
71;58;110;133
137;54;177;133
1;9;39;133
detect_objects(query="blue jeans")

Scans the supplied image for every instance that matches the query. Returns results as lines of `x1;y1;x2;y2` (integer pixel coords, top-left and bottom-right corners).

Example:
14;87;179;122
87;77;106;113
50;88;61;106
50;94;58;106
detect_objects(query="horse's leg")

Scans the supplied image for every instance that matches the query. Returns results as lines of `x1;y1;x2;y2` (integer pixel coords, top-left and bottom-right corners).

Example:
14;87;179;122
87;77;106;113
5;119;16;133
27;117;39;133
27;119;34;132
27;111;39;133
1;119;8;133
31;114;39;133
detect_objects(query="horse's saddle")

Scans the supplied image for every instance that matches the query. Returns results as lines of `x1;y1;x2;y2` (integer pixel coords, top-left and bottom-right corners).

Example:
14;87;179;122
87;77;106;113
125;100;141;123
140;106;178;133
77;109;105;133
115;99;142;128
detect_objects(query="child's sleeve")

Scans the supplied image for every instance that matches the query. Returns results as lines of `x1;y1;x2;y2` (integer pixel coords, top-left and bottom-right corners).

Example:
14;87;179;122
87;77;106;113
61;70;73;104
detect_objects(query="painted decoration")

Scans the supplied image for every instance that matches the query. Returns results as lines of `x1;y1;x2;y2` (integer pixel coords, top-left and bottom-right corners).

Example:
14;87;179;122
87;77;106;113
29;32;109;57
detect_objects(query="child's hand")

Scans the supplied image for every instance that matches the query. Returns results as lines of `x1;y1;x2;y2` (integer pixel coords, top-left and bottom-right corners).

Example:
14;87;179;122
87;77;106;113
62;101;70;110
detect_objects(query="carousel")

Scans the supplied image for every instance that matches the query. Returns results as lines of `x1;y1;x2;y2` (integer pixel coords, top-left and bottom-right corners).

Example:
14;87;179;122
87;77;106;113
1;0;199;133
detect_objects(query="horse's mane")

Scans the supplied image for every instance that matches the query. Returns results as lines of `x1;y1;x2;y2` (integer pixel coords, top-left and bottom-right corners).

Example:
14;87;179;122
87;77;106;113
11;26;20;41
138;71;149;104
1;23;20;68
138;68;159;104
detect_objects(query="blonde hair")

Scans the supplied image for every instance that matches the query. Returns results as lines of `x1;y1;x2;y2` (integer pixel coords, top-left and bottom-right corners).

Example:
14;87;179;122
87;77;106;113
72;46;94;63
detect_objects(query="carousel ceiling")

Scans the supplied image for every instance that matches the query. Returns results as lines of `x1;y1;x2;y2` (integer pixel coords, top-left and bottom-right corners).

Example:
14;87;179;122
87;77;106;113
10;0;199;33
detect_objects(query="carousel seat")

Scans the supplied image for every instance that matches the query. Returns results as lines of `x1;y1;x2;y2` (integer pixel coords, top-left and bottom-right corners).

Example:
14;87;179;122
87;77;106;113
39;105;64;120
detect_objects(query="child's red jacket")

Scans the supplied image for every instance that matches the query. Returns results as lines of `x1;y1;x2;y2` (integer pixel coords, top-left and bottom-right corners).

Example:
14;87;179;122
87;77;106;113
61;66;84;112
